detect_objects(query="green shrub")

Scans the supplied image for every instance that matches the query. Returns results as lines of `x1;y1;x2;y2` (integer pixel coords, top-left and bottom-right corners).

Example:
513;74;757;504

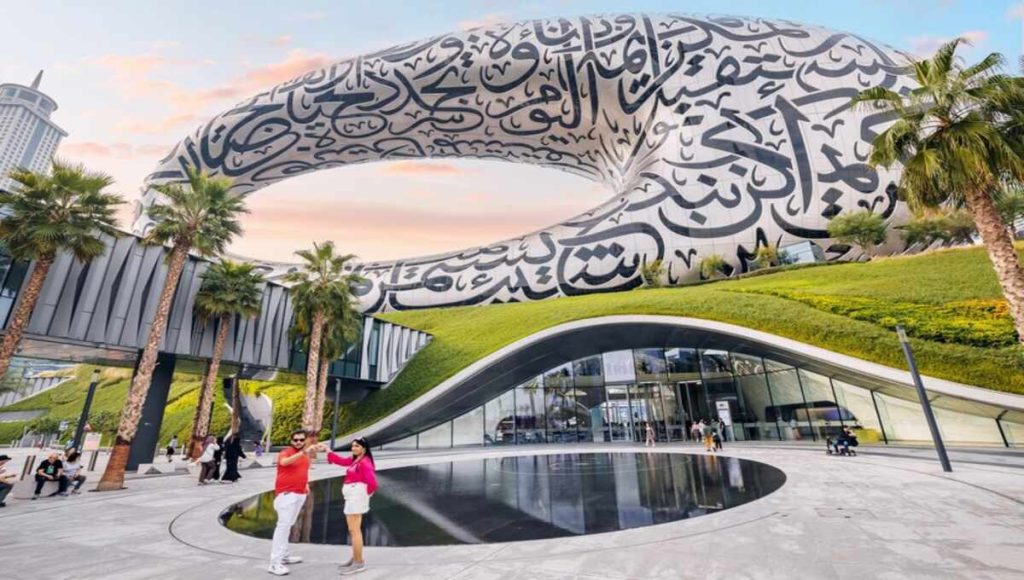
827;210;888;252
639;258;665;288
900;210;976;246
699;254;727;280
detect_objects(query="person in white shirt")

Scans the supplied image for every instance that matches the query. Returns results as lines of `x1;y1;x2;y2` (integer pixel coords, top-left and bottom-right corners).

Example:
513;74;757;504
191;436;220;485
0;454;16;506
63;450;87;494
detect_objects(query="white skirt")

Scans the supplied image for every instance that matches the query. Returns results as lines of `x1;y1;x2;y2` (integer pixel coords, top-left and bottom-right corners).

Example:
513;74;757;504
342;482;370;514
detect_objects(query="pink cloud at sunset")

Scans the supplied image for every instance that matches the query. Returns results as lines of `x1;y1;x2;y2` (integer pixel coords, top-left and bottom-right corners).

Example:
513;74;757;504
380;161;465;176
61;141;170;159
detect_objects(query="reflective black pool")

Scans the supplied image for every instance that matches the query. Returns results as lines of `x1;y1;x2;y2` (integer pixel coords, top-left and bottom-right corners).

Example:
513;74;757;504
220;452;785;546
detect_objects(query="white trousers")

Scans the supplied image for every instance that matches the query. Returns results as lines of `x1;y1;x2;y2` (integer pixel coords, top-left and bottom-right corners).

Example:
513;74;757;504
270;492;307;566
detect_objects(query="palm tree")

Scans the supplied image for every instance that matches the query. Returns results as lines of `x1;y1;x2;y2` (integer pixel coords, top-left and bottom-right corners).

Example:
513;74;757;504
312;299;363;439
851;39;1024;344
187;259;264;458
284;241;363;439
97;168;246;491
0;160;123;381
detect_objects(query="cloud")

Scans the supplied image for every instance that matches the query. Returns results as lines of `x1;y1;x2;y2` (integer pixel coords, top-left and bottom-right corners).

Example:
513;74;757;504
271;35;293;47
457;13;508;31
114;113;202;135
1008;3;1024;20
379;161;465;176
61;141;170;160
907;30;989;57
173;49;332;110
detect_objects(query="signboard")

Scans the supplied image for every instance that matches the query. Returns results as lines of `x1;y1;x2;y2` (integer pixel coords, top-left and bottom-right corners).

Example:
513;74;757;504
83;432;102;452
716;400;733;426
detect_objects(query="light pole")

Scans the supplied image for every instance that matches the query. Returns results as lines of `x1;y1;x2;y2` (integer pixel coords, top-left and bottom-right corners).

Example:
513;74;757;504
72;369;101;452
896;325;952;472
329;377;341;450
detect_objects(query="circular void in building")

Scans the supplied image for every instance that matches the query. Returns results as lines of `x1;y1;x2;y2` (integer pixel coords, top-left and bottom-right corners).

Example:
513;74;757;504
220;452;785;546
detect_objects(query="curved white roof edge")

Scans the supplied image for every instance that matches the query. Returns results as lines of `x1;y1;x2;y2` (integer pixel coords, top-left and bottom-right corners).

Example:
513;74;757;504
344;315;1024;442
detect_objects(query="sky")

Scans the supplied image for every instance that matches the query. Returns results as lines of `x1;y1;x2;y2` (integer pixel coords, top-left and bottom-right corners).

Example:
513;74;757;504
2;0;1023;262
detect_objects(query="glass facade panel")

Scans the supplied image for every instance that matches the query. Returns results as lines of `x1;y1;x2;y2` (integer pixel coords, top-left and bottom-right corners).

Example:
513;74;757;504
658;383;685;441
515;378;546;443
418;421;452;448
452;405;484;446
572;356;603;387
545;387;578;443
543;362;573;389
798;369;843;441
384;433;417;450
735;372;779;441
484;390;516;445
389;347;1020;450
764;368;811;441
831;379;886;444
604;385;632;441
700;349;732;379
874;392;932;443
573;387;606;442
665;348;700;382
602;350;636;383
731;352;765;376
633;349;667;382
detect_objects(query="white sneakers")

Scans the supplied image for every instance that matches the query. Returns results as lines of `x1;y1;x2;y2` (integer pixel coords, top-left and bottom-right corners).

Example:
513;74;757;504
268;555;303;575
340;562;366;575
267;563;289;576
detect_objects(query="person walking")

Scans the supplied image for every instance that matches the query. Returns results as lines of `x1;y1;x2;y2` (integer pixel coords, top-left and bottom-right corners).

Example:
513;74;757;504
644;422;656;447
701;420;716;453
220;432;246;483
166;435;178;462
690;420;702;443
192;435;219;485
211;435;225;481
326;437;378;576
268;429;320;576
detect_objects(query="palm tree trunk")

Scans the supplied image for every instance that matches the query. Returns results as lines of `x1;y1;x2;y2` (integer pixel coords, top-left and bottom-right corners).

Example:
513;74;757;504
230;371;242;437
188;314;230;459
965;187;1024;345
0;254;53;381
313;353;329;435
98;243;190;491
300;309;325;436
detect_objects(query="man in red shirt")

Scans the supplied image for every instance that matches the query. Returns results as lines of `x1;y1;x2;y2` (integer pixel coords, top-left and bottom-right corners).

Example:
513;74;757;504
268;429;320;576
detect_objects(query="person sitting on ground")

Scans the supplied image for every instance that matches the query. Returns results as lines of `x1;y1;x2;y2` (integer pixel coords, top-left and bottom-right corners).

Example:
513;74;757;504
0;454;17;507
34;451;69;498
63;451;87;494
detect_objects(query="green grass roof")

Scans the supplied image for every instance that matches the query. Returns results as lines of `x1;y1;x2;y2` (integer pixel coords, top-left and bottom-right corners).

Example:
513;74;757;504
340;245;1024;434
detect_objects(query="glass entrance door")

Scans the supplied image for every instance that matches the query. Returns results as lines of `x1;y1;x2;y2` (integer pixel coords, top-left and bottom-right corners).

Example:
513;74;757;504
603;386;632;441
678;381;709;440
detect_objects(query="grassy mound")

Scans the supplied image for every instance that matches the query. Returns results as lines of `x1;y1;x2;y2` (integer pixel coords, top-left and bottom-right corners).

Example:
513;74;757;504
340;245;1024;435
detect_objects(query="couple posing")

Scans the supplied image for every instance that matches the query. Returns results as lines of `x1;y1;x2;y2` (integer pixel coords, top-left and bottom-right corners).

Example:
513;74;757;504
270;430;377;576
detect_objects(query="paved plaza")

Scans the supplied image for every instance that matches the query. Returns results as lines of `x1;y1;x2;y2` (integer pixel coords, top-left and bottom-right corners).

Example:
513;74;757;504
1;443;1022;579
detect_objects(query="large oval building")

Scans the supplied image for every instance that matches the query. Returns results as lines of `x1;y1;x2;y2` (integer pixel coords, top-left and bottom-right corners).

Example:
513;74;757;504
138;14;913;312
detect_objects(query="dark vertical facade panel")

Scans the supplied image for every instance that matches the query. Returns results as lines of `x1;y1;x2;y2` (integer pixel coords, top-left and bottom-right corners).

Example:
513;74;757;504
106;241;147;344
86;236;133;342
47;255;86;337
68;233;116;340
121;245;164;347
26;252;74;333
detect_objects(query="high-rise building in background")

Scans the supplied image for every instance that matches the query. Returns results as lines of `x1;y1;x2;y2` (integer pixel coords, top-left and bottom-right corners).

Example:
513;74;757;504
0;71;66;192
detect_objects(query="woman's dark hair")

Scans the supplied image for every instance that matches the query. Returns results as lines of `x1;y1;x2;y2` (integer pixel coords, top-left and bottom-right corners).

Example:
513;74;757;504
66;451;80;463
352;437;374;464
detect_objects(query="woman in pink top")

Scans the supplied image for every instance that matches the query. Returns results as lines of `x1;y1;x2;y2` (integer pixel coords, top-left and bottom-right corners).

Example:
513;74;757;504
326;436;377;575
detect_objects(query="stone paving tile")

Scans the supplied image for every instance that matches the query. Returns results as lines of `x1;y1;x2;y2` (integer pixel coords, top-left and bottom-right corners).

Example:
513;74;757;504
2;444;1023;580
